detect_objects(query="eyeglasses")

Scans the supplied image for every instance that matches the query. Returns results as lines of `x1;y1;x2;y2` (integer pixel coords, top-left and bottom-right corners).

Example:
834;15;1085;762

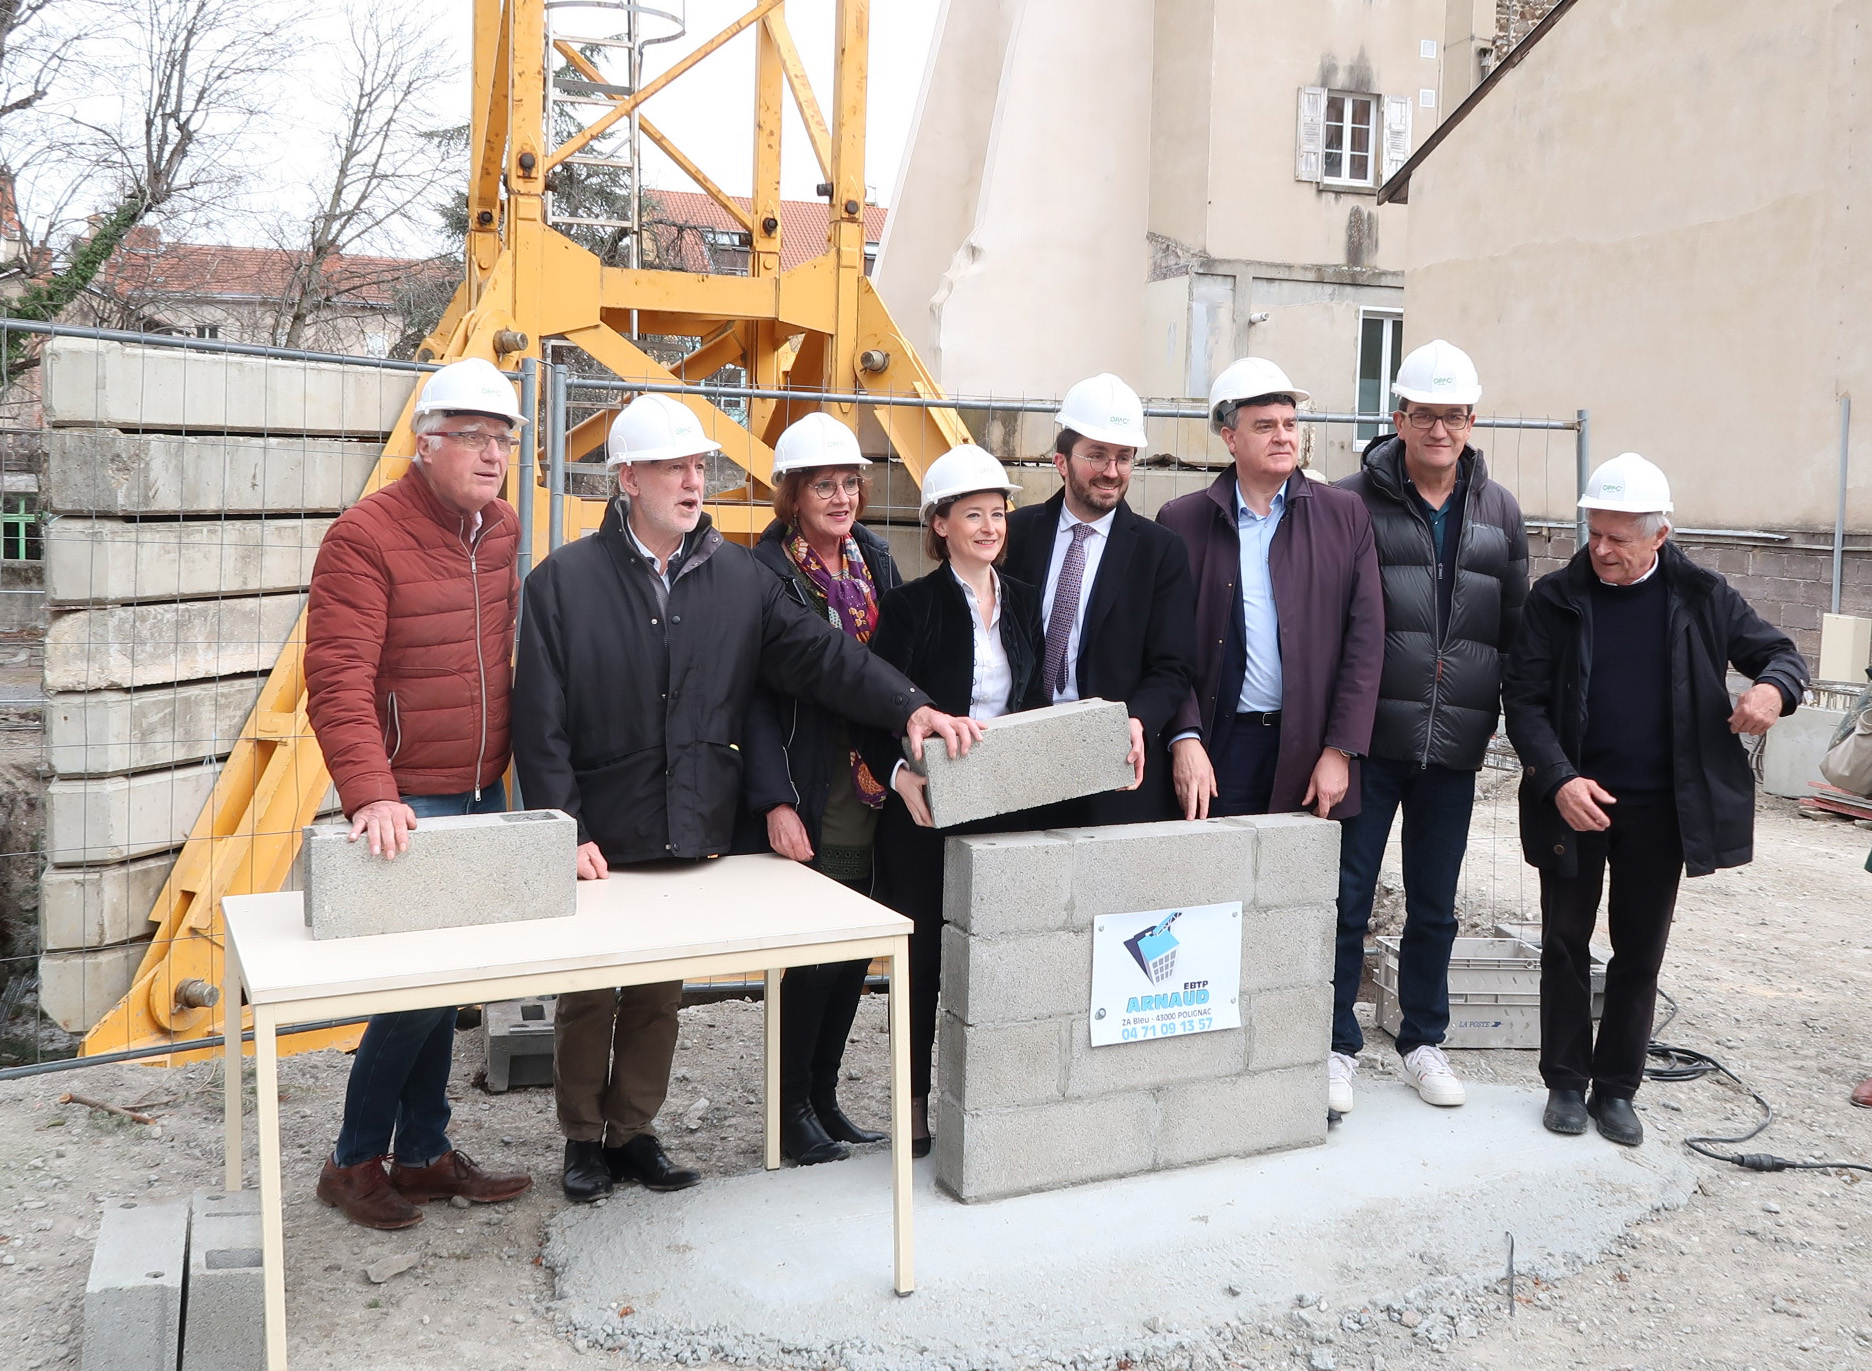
1072;452;1134;473
806;475;864;499
1399;410;1474;433
434;430;518;455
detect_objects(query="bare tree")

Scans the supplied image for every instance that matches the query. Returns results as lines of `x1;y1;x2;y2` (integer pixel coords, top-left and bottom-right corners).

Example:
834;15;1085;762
0;0;68;127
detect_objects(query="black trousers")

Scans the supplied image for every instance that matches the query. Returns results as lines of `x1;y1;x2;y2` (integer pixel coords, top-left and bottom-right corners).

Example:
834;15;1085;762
1538;801;1683;1099
872;803;946;1099
779;954;870;1110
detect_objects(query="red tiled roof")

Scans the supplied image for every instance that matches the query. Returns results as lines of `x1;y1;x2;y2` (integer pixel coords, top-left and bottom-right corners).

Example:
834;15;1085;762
643;189;886;273
94;229;447;307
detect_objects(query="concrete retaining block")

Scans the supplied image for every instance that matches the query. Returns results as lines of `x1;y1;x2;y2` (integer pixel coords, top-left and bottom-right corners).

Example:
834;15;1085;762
1246;984;1333;1071
81;1195;187;1370
40;940;150;1033
182;1189;263;1371
907;698;1134;827
45;593;304;691
483;997;556;1091
44;429;378;515
47;678;263;776
1240;903;1336;994
939;924;1089;1027
941;832;1073;935
1063;1013;1247;1098
47;765;219;866
304;809;576;940
937;1010;1066;1111
1236;812;1341;906
41;852;172;951
1761;704;1847;798
935;1089;1157;1202
42;336;417;436
45;517;332;605
1154;1065;1324;1168
1063;818;1257;925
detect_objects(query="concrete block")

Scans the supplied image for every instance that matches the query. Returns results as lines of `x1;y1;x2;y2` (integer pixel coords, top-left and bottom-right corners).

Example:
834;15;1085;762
940;924;1088;1027
1761;705;1847;798
182;1189;263;1371
45;516;332;605
1240;903;1336;994
304;809;576;940
39;941;150;1033
906;698;1134;827
82;1195;187;1371
941;831;1073;935
46;765;219;866
47;678;263;776
483;997;556;1092
935;1090;1157;1203
41;852;172;951
1232;812;1341;906
42;336;417;436
1245;983;1332;1071
45;593;304;692
1154;1064;1324;1168
937;1010;1066;1110
44;429;378;516
1063;818;1257;926
1062;1013;1246;1099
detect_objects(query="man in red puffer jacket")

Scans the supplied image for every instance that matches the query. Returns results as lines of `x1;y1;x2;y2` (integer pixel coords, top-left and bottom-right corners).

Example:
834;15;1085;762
303;356;533;1229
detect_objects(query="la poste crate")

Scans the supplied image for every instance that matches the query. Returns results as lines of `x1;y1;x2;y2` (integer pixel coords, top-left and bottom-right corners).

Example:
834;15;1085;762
1374;935;1606;1050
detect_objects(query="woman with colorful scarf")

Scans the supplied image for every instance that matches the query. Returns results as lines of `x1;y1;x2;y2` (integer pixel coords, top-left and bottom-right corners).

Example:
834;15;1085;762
743;413;904;1166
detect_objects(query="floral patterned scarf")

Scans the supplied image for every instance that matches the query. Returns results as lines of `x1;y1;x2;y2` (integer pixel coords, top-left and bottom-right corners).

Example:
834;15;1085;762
786;530;887;807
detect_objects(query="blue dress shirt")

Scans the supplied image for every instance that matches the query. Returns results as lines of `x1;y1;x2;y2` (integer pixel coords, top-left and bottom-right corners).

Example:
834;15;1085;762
1235;481;1285;713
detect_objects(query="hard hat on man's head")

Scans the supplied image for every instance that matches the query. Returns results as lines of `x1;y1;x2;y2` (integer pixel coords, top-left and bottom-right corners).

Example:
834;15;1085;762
918;444;1019;520
412;357;525;425
1392;339;1482;406
1208;358;1310;434
1056;373;1149;450
1578;453;1673;514
771;412;870;477
606;392;722;468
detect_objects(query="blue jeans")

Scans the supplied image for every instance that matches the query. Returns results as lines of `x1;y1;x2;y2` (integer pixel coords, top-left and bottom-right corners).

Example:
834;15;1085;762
332;787;507;1167
1332;757;1474;1057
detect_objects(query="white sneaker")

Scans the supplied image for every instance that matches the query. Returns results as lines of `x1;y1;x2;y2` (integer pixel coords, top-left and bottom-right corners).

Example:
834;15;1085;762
1401;1045;1467;1107
1327;1051;1358;1114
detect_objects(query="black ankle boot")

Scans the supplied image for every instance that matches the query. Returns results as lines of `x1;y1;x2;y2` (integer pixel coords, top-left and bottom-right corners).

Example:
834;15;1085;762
811;1092;886;1145
780;1101;849;1165
1543;1088;1588;1135
1588;1090;1644;1146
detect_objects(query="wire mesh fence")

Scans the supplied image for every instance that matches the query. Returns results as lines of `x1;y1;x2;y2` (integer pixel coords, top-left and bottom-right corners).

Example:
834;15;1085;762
0;318;1581;1075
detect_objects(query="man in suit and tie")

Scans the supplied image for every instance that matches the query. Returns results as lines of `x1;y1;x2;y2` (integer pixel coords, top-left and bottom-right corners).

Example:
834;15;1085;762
1004;372;1199;824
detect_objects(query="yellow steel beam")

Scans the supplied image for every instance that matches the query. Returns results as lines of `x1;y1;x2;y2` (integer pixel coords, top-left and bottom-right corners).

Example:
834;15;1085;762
638;115;754;231
676;323;748;381
855;277;972;479
823;0;870;419
762;10;833;183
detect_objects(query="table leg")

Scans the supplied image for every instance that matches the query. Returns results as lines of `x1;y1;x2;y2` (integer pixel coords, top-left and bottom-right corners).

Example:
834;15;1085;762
889;934;914;1295
763;969;782;1171
254;1006;289;1371
222;940;242;1193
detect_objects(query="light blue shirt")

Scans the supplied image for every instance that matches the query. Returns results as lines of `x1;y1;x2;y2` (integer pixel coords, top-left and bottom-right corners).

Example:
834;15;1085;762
1235;482;1285;713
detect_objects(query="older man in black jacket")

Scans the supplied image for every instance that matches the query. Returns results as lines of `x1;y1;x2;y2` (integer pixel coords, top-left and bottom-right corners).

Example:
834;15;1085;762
1504;453;1807;1147
512;393;979;1203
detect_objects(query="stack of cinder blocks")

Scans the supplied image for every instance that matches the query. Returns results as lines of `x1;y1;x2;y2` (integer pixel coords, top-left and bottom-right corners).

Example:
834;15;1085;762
936;813;1339;1203
38;336;409;1032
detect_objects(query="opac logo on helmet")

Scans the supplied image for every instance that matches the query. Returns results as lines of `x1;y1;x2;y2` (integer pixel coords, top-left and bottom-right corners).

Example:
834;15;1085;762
1602;481;1625;495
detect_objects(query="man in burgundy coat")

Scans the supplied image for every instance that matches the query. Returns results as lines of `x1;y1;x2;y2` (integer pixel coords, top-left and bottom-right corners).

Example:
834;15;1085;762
1156;357;1384;824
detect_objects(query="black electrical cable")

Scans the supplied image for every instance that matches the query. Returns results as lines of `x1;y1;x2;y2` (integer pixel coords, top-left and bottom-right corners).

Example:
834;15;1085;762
1644;989;1872;1176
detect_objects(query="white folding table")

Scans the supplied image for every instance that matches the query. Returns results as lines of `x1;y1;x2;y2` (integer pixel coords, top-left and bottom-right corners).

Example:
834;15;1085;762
220;854;915;1371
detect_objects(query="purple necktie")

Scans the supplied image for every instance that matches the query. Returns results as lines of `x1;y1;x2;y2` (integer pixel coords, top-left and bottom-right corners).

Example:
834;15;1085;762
1043;523;1094;695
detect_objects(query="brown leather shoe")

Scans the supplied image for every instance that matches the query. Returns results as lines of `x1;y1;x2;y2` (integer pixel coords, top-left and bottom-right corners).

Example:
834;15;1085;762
1852;1077;1872;1109
390;1149;532;1204
317;1155;423;1230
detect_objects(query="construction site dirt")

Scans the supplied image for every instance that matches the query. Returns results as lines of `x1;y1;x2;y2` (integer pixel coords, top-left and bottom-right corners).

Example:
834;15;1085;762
0;787;1867;1371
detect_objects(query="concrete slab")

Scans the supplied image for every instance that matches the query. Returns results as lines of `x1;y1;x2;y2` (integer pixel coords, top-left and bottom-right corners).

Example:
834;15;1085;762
43;429;377;515
39;940;150;1033
46;677;264;776
908;698;1134;827
44;516;332;605
182;1189;264;1371
40;851;173;950
543;1083;1695;1371
82;1195;187;1371
46;764;220;866
1761;704;1847;798
45;592;304;691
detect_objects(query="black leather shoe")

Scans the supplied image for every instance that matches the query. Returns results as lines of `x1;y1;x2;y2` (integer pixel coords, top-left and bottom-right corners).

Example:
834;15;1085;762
561;1140;613;1203
910;1135;932;1160
607;1133;701;1191
1588;1091;1644;1147
1543;1088;1589;1135
812;1093;886;1146
781;1102;850;1165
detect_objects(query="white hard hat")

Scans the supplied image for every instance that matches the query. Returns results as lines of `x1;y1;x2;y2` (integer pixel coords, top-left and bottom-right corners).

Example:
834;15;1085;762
771;412;870;477
1056;372;1149;450
918;444;1019;520
605;392;722;467
1578;453;1673;515
413;357;524;425
1392;338;1482;406
1208;358;1310;433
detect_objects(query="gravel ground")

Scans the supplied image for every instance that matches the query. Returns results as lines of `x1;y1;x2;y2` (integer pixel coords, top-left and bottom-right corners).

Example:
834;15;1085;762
0;788;1867;1370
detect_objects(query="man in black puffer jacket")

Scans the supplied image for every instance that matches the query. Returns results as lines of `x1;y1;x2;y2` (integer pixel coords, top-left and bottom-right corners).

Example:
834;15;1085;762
1331;341;1528;1116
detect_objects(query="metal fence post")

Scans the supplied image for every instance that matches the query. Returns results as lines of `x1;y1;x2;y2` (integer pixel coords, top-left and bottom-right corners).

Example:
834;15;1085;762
517;357;538;581
1575;408;1591;551
1833;394;1852;615
547;362;568;552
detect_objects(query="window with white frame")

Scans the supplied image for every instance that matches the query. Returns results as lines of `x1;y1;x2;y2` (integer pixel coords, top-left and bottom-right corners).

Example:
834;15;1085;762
1323;92;1378;186
1355;310;1404;443
1297;88;1414;188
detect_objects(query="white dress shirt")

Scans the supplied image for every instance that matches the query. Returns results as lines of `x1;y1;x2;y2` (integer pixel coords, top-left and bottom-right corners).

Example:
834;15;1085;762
1040;503;1118;701
954;565;1013;720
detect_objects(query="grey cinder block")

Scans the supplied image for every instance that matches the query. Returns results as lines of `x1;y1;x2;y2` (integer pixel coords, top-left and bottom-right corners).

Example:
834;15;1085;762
304;809;577;940
939;923;1088;1027
483;997;556;1092
905;698;1134;827
1062;1013;1247;1099
182;1189;263;1371
1063;818;1257;925
1231;812;1341;906
935;1089;1157;1203
1154;1065;1324;1168
938;1010;1066;1111
1240;903;1336;994
83;1196;188;1371
1246;984;1332;1071
941;831;1074;935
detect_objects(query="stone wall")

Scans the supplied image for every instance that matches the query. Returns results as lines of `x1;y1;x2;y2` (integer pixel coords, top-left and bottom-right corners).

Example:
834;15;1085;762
936;814;1339;1204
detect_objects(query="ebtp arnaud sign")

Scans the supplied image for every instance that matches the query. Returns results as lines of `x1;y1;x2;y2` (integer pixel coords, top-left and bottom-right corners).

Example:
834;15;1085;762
1087;902;1243;1047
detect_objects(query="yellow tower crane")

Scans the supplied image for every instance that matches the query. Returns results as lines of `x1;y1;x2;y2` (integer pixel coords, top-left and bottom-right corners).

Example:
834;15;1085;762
81;0;968;1061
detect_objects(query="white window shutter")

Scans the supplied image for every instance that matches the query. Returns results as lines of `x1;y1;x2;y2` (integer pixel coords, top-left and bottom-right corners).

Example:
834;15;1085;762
1382;95;1413;181
1296;86;1326;182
